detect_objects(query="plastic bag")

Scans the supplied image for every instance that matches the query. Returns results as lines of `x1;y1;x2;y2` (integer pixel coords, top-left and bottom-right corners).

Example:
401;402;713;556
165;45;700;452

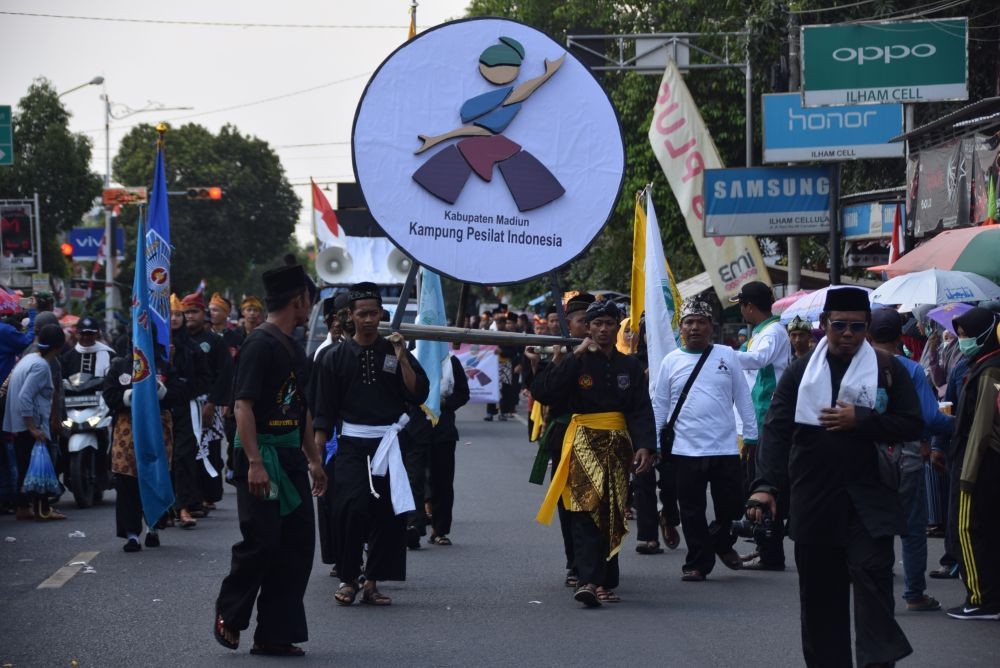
21;441;61;496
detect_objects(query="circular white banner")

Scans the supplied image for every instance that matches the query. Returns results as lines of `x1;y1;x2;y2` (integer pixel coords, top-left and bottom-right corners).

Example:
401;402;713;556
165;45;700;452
353;18;625;285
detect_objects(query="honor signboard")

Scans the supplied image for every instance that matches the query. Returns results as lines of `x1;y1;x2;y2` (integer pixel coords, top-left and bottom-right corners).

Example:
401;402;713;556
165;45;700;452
802;19;968;107
353;18;625;285
762;93;903;163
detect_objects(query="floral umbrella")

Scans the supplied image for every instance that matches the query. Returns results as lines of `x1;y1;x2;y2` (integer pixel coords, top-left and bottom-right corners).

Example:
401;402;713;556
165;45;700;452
772;290;812;316
869;225;1000;282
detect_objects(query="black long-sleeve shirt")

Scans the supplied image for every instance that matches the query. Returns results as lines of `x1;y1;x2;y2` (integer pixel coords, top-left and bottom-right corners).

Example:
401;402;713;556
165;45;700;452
189;329;233;406
754;349;924;545
312;336;429;434
530;349;655;452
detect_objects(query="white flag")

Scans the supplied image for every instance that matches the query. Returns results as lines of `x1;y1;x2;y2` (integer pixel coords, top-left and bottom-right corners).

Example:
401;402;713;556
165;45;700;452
644;192;679;392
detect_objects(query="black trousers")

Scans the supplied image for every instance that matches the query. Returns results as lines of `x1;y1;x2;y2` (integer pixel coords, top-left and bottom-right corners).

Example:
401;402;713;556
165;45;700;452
331;436;406;584
674;454;742;574
403;436;429;536
115;474;147;538
548;425;575;574
171;409;200;509
427;440;456;536
955;447;1000;608
197;437;224;504
634;457;680;543
795;510;911;667
216;448;315;646
316;455;337;565
569;511;618;589
500;381;520;414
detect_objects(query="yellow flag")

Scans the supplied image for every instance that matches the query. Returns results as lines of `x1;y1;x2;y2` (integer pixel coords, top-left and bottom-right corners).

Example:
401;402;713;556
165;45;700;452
630;196;647;319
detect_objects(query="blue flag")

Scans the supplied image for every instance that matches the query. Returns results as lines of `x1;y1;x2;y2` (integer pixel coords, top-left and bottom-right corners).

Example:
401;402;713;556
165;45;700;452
131;215;175;525
146;145;171;360
415;267;448;422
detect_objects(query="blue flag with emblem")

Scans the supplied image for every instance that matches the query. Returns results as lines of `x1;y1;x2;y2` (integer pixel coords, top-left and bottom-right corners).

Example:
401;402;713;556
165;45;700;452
131;214;175;525
415;267;448;422
146;143;171;360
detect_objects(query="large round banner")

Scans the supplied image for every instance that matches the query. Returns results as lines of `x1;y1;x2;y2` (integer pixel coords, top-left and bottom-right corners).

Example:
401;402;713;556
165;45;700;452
353;17;625;285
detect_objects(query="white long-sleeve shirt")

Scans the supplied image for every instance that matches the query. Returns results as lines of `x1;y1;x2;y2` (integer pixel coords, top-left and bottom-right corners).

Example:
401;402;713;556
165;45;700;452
733;317;790;437
653;344;756;457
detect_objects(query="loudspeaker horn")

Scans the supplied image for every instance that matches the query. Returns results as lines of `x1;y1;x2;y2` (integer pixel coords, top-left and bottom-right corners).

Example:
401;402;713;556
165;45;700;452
387;247;413;282
316;245;354;284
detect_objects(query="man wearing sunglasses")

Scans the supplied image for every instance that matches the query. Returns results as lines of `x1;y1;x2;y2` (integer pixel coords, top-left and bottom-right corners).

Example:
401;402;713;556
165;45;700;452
748;286;924;667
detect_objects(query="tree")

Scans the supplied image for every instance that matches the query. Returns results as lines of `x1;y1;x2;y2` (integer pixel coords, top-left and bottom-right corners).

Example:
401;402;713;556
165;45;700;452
113;123;301;294
466;0;1000;303
0;78;102;278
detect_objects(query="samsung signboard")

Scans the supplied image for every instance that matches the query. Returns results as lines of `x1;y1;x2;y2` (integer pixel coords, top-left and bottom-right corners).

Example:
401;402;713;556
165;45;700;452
704;166;836;237
841;201;905;240
762;94;903;163
801;19;968;107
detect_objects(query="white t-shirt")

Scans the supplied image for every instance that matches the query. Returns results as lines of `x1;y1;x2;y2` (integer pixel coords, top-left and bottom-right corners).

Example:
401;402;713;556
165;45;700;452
652;344;757;457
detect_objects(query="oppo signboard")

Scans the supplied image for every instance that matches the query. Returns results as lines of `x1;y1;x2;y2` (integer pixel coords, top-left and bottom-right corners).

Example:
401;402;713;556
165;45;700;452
801;18;968;107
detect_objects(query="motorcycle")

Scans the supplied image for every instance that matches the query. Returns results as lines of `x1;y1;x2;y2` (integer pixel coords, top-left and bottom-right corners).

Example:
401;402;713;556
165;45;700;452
61;372;113;508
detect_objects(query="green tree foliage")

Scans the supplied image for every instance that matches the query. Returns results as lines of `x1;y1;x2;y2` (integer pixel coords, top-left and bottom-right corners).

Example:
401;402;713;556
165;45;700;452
466;0;1000;304
113;123;300;295
0;78;102;277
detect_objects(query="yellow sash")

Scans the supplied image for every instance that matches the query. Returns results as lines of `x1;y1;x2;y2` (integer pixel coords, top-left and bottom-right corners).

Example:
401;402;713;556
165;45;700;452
536;411;626;524
529;400;544;442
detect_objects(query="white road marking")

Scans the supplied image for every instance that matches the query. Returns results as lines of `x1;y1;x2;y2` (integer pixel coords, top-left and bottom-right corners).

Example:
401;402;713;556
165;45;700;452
37;551;99;589
511;413;528;427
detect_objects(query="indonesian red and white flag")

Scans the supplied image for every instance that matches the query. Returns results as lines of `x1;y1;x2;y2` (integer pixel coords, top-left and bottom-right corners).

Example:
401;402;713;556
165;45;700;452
888;203;904;264
312;179;345;249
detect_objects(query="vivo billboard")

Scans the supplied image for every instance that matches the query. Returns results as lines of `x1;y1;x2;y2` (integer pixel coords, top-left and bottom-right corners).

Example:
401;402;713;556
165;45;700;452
802;18;968;106
762;93;903;163
70;227;125;261
704;166;836;237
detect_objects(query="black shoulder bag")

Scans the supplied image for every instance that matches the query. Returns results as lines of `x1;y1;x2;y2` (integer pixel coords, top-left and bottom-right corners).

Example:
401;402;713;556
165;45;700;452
659;344;713;455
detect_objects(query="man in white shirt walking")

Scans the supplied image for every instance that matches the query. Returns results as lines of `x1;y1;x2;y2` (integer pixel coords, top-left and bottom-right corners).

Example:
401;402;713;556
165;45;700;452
729;280;790;570
653;298;757;581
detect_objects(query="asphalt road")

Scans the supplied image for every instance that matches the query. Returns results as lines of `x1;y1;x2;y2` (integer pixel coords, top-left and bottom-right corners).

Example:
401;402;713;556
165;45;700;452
1;404;998;667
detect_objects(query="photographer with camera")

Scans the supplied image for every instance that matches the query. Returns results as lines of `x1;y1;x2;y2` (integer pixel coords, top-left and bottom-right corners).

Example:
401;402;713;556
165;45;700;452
748;287;924;667
652;298;757;582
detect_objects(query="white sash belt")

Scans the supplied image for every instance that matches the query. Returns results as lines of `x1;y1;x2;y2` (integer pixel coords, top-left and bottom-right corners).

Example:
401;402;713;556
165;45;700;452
341;414;414;516
190;395;219;478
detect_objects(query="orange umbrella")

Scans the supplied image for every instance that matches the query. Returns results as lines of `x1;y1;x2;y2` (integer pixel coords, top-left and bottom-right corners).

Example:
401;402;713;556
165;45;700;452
869;225;1000;282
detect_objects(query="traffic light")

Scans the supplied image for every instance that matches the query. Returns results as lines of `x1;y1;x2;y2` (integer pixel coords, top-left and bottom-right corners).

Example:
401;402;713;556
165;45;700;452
186;186;223;200
61;242;74;258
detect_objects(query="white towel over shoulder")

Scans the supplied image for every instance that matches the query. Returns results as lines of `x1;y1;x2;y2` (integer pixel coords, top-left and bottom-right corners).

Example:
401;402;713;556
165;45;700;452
794;337;878;426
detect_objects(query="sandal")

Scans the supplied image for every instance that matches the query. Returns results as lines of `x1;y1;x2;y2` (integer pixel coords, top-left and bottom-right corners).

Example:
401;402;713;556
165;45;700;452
213;614;239;650
635;541;664;555
334;582;358;606
250;643;305;657
564;572;579;588
596;588;621;603
429;534;452;546
361;588;392;606
573;584;601;608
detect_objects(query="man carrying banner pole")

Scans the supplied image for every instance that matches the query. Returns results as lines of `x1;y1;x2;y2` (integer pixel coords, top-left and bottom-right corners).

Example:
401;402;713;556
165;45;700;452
534;300;656;607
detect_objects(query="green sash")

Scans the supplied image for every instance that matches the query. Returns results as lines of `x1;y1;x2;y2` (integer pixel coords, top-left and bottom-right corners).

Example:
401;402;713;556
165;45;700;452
235;429;301;516
529;414;572;485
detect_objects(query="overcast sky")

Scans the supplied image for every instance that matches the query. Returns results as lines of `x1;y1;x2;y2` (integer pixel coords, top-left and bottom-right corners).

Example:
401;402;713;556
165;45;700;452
1;0;470;245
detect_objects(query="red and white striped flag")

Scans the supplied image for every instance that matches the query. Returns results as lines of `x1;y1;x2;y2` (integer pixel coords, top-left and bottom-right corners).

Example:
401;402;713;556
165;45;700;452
312;179;345;249
888;203;904;264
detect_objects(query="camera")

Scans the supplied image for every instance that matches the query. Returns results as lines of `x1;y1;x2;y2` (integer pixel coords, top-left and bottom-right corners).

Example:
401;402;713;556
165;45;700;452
731;503;775;542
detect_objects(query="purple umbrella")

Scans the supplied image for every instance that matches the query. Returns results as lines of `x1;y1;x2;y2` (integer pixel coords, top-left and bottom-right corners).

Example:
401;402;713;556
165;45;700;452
927;302;973;335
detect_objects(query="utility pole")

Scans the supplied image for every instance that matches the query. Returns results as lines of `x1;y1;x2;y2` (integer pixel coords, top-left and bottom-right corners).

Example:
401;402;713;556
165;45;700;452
786;5;801;294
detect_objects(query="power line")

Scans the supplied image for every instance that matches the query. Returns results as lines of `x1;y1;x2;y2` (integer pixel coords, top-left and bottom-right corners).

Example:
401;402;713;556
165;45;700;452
77;72;371;135
0;10;410;30
789;0;880;14
275;141;351;149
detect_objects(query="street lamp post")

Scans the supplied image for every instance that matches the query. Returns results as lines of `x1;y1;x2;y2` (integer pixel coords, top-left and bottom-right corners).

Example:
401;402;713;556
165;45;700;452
100;94;192;334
